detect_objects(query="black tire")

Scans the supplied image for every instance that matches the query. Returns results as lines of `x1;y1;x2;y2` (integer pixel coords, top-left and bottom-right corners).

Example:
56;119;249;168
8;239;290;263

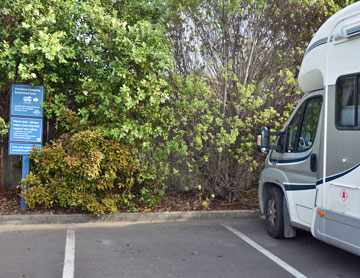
265;186;284;239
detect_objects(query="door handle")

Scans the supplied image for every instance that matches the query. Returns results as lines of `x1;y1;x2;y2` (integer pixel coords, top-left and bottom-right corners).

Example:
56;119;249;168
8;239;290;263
310;153;318;172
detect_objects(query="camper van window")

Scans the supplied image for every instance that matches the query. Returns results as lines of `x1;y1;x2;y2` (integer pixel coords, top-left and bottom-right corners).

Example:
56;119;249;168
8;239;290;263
286;103;305;152
336;76;357;128
297;97;322;152
285;96;322;153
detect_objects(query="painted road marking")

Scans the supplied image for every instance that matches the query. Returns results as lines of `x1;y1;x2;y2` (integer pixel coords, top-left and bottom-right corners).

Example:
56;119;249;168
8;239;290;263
62;230;75;278
223;225;308;278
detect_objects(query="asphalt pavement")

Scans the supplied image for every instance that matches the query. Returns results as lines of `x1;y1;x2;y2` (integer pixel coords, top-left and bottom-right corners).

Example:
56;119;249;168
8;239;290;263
0;218;359;278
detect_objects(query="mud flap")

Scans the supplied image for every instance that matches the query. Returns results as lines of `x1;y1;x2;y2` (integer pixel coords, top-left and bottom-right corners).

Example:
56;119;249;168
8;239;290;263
283;197;296;238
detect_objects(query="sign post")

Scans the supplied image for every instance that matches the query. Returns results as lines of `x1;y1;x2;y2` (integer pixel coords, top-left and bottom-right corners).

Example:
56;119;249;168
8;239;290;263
20;156;30;210
8;84;44;210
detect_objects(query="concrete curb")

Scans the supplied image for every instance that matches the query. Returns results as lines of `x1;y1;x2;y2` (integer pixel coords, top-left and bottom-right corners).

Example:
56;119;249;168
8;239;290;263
0;210;261;225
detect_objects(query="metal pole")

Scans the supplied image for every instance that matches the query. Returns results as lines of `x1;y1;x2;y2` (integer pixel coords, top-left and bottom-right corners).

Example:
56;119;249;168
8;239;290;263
21;155;29;210
1;145;4;193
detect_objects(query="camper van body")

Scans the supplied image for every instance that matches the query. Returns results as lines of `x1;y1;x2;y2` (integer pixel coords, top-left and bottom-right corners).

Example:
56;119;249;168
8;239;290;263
258;2;360;256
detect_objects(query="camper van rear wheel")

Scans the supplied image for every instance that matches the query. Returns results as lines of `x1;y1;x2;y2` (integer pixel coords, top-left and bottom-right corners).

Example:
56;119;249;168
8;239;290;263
265;186;284;239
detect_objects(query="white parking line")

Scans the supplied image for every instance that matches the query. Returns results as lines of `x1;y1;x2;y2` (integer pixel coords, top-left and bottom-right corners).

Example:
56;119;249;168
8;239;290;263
62;229;75;278
223;225;308;278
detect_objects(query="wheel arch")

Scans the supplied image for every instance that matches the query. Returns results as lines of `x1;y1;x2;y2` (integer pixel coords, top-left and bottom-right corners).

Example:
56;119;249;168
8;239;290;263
259;181;286;214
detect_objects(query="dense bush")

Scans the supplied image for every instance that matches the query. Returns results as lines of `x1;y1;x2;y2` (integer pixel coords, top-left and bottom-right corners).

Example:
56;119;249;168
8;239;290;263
166;74;297;200
22;129;138;215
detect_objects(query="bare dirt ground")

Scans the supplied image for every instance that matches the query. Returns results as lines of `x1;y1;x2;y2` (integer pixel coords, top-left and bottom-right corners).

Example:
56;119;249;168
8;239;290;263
0;189;259;215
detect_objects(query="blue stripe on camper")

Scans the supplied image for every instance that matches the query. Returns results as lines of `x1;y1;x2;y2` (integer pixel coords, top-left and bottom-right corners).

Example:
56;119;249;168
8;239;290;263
284;184;316;191
316;179;323;185
305;30;360;56
305;37;328;55
282;164;360;192
347;29;360;36
347;26;360;36
325;162;360;183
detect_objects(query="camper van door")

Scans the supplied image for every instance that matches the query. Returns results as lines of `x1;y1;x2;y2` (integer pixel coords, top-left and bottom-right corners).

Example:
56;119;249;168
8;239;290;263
270;90;323;227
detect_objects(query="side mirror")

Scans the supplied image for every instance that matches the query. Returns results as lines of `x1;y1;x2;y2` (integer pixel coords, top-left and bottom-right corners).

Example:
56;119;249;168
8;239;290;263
257;127;270;154
257;127;286;154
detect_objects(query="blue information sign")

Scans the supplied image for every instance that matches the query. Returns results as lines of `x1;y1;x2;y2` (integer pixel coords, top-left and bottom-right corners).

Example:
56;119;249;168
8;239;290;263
9;84;44;156
11;84;44;117
9;143;42;156
9;117;43;143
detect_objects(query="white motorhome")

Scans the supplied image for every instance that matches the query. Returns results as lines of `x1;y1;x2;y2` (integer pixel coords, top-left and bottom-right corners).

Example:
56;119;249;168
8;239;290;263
257;2;360;256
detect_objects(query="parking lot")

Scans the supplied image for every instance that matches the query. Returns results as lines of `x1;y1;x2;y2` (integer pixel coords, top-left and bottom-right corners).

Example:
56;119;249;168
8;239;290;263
0;218;359;278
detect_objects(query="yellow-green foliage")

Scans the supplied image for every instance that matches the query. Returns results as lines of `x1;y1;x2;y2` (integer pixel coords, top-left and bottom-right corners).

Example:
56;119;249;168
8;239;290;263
0;117;8;137
22;130;138;215
167;74;291;198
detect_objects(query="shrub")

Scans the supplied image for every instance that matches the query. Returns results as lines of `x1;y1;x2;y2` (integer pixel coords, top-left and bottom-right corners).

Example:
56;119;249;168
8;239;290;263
22;130;138;215
166;74;295;200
